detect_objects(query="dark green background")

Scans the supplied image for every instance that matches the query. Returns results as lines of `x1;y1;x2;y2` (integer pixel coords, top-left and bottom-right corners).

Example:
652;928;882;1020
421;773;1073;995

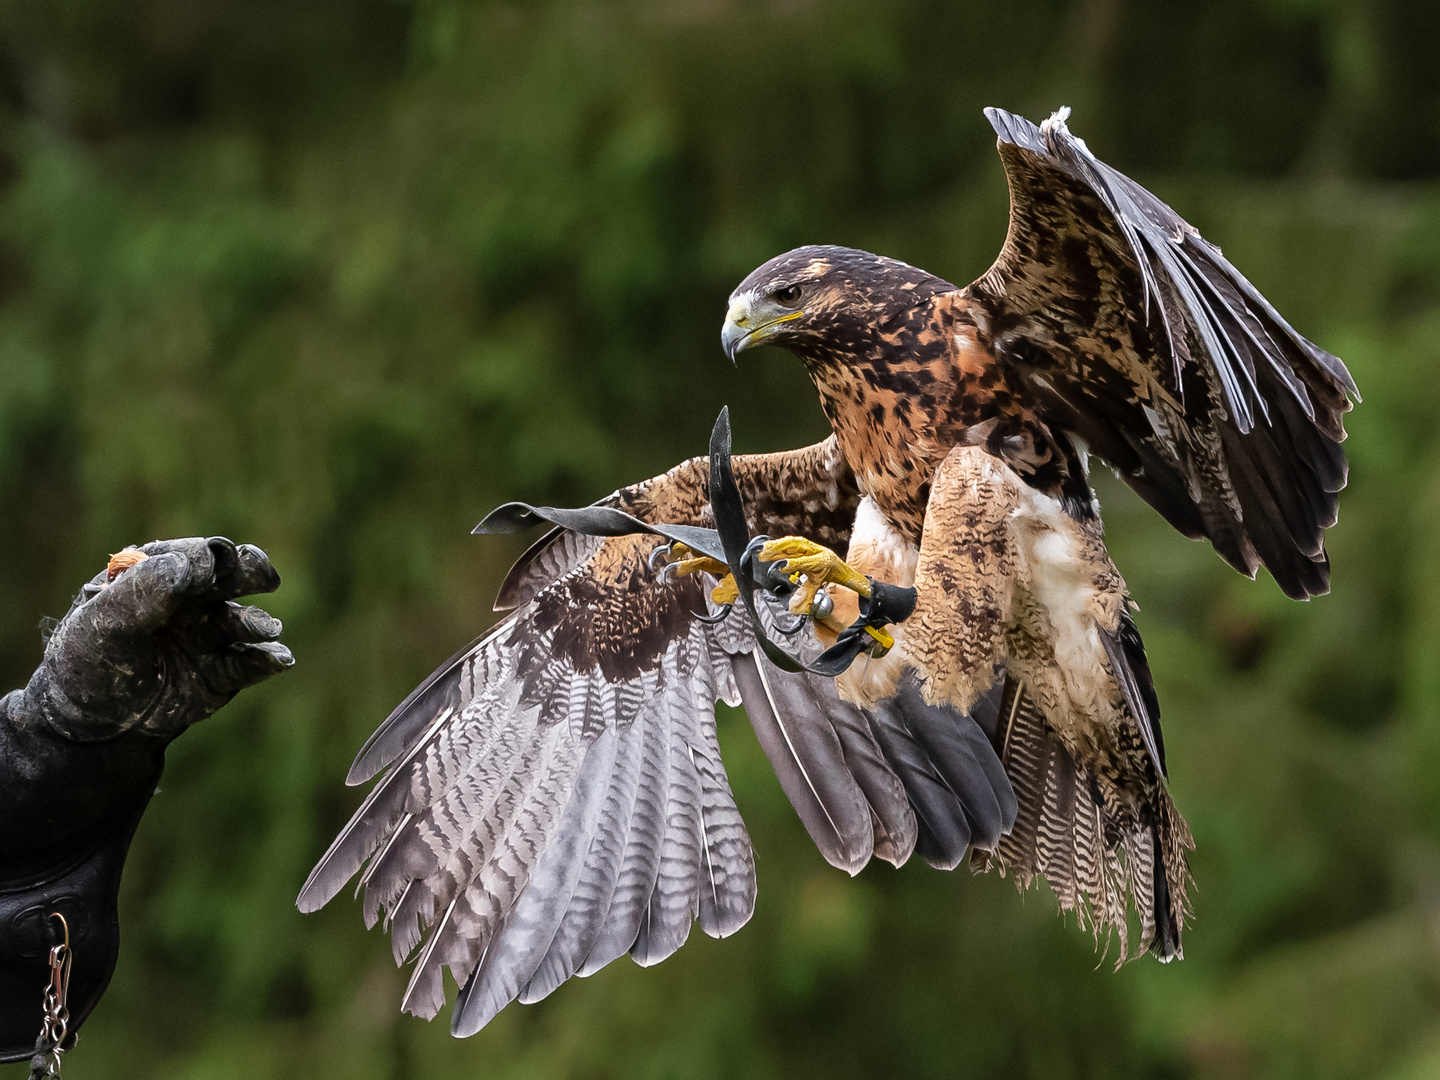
0;0;1436;1076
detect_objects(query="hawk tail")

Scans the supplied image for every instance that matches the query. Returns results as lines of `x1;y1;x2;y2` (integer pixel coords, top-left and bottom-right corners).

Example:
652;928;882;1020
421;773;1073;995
973;676;1193;962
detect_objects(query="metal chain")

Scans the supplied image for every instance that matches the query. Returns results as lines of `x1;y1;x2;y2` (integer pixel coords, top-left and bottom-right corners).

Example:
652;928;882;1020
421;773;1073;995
28;913;72;1080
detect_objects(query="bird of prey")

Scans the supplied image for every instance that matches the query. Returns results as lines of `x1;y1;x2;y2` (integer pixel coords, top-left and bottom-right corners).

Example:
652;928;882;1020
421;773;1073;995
297;107;1357;1035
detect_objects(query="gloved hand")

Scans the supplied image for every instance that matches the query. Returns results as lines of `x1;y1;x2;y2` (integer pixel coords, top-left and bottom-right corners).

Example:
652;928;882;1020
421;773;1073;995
0;536;292;1065
17;536;292;743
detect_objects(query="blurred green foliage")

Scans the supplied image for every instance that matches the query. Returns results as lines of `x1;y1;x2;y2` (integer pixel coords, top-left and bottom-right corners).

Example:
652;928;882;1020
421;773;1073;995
0;0;1438;1077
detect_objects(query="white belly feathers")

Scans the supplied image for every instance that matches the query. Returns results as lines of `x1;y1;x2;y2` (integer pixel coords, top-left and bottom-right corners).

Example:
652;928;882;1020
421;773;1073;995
834;449;1123;741
833;496;919;705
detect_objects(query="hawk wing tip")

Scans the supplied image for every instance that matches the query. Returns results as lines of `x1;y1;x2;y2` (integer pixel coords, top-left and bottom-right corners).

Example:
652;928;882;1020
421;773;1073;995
473;502;540;535
983;106;1047;154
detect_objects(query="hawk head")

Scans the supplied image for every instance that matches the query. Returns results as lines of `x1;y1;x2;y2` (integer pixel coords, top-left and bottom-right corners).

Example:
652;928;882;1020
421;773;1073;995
722;245;956;365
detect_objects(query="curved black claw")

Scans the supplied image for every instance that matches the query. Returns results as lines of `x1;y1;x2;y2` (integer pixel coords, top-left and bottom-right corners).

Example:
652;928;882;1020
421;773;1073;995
740;535;800;605
693;603;734;625
769;611;810;636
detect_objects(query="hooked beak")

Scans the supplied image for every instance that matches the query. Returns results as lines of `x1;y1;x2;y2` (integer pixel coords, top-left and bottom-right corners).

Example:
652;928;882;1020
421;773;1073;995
721;293;803;364
721;298;754;364
720;308;754;368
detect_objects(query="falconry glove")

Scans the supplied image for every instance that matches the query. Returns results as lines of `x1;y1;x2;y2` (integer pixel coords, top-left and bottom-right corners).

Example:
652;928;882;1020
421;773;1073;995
0;537;291;1063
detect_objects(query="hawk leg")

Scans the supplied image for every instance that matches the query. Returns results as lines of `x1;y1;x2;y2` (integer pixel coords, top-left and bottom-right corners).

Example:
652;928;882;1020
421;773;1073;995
754;536;897;652
756;536;872;603
653;535;911;661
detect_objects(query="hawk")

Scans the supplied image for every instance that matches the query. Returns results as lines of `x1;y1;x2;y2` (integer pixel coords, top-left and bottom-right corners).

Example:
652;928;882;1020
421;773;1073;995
297;107;1357;1035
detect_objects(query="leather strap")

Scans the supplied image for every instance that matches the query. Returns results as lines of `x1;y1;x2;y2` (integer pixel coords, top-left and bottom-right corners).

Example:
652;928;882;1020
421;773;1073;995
476;408;917;678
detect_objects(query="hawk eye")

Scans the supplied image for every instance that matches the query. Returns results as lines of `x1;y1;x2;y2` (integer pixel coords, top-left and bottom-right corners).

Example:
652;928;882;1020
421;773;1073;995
772;284;802;306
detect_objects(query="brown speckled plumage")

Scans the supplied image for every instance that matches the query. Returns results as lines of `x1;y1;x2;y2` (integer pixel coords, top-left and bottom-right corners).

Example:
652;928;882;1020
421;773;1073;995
302;107;1355;1031
732;113;1356;586
723;107;1354;958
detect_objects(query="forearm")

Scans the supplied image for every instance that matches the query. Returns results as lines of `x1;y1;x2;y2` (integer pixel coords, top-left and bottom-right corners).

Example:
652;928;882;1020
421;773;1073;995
0;689;163;876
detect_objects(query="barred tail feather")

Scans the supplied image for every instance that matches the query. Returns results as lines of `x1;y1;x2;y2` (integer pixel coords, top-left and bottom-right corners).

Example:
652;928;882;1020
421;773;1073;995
974;676;1193;961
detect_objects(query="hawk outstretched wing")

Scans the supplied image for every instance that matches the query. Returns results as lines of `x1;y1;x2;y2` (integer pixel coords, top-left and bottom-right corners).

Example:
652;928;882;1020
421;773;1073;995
297;439;1015;1034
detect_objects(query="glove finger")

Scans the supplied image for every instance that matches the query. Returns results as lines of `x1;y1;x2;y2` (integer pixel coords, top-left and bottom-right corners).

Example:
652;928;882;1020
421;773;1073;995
214;602;284;644
122;538;279;601
140;537;216;575
136;536;245;599
84;551;193;634
206;641;295;695
227;543;281;598
205;536;241;595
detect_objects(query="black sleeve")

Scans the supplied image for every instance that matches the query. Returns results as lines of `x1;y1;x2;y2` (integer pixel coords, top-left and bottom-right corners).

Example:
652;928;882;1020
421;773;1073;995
0;537;291;1064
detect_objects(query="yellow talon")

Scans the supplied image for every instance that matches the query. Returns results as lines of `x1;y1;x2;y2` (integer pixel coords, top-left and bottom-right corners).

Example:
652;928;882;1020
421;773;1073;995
757;536;872;598
660;542;731;580
673;556;730;578
655;542;736;608
710;574;739;607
